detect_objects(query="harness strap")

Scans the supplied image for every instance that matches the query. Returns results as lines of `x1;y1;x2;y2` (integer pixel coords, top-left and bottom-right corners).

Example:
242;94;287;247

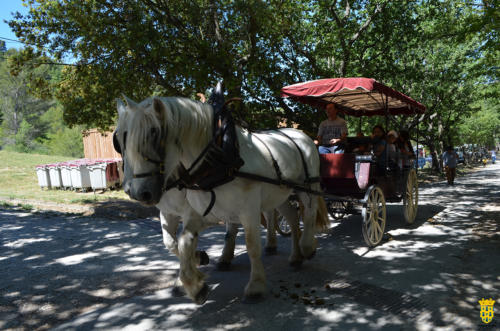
274;130;312;183
235;171;321;195
251;133;283;183
203;190;216;216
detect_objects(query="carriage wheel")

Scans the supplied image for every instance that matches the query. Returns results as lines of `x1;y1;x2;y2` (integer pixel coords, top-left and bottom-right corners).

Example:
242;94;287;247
327;201;346;220
403;169;418;224
362;185;386;247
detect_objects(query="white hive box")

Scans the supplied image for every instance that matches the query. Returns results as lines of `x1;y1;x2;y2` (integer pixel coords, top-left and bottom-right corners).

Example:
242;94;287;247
69;159;92;191
35;164;51;189
47;163;62;188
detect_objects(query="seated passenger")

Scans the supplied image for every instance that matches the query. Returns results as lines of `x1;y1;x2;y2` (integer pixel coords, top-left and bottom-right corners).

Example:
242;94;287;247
397;130;415;168
386;130;399;169
371;125;387;171
352;131;370;154
314;103;347;154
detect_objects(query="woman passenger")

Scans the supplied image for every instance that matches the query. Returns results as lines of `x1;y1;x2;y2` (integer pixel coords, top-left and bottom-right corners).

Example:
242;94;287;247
371;125;387;172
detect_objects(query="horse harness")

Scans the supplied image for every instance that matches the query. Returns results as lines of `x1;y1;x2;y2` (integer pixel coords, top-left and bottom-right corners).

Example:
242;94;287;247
113;99;319;216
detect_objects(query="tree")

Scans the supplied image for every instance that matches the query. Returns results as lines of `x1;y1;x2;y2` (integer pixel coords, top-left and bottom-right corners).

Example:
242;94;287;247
0;49;55;149
7;0;497;155
8;0;312;129
459;104;500;149
0;48;83;156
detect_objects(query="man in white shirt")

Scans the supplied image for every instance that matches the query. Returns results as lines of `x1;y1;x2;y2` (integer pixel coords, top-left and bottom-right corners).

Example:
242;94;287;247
314;103;347;154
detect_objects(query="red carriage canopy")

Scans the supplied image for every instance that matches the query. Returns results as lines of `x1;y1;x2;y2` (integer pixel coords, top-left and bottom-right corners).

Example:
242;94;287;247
280;77;426;116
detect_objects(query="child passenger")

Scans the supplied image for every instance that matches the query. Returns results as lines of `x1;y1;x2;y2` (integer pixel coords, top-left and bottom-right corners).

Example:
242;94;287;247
386;130;399;168
371;125;387;172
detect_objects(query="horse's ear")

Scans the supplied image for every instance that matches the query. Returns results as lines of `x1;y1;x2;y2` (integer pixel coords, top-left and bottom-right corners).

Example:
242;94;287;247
116;98;127;116
122;94;138;110
153;97;165;121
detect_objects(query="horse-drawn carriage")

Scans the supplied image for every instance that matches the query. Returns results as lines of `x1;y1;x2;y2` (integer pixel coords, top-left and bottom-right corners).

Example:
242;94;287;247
280;77;425;247
114;77;425;303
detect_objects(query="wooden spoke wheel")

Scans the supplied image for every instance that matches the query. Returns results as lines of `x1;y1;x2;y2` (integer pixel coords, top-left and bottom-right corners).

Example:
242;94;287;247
362;185;386;247
403;169;418;224
327;201;347;220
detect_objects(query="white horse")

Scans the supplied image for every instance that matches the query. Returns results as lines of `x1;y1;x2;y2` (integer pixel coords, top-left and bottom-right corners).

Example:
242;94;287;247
115;96;328;303
114;100;284;297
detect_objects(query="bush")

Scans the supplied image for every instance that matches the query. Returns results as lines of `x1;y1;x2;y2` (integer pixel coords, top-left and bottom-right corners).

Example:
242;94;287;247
44;127;84;157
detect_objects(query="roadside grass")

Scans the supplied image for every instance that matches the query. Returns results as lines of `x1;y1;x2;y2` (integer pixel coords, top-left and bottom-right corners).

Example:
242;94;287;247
0;150;488;206
0;150;128;205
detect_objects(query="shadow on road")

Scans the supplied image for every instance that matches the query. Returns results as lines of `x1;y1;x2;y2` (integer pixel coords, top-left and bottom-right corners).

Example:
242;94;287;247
1;165;499;330
0;208;177;330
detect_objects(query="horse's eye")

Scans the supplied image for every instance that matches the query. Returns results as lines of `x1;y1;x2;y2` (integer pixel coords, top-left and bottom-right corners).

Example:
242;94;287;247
150;128;159;142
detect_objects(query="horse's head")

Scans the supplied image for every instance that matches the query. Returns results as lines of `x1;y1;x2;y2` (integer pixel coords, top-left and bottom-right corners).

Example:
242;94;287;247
114;96;181;205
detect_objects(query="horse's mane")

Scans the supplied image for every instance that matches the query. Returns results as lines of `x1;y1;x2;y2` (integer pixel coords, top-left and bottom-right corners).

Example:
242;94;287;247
126;97;214;159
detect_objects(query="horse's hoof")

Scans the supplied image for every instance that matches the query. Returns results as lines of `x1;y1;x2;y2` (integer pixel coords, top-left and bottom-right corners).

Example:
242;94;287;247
216;261;231;271
264;246;278;256
301;246;316;260
194;283;210;305
289;260;303;270
306;250;316;260
242;293;265;304
171;285;186;297
197;251;210;266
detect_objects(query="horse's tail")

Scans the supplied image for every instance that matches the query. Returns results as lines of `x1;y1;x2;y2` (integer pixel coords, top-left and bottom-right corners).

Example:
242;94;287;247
315;196;329;232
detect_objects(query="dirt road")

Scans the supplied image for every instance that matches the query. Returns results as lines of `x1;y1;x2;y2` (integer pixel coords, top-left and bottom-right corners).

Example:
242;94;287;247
1;163;498;330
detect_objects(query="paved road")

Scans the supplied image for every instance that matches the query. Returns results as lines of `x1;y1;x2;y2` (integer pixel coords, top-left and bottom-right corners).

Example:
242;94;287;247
1;164;499;330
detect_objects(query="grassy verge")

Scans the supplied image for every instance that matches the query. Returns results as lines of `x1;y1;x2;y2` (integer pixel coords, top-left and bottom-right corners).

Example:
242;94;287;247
0;150;128;205
0;150;488;207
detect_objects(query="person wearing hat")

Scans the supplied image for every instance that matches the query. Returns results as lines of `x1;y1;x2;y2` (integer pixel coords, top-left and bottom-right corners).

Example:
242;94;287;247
314;103;348;154
386;130;399;169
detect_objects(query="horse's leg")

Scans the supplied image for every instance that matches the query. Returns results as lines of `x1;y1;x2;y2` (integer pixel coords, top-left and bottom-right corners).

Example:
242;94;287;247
160;211;181;257
160;210;209;265
276;201;303;267
297;191;319;259
262;211;278;255
241;210;267;302
216;222;239;271
178;214;209;304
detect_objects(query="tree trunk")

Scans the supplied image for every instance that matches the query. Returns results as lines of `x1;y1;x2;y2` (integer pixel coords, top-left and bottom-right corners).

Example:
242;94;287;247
427;141;441;172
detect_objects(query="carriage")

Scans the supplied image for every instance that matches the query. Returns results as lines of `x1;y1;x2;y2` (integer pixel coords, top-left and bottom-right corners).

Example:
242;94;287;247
114;78;426;303
279;77;425;247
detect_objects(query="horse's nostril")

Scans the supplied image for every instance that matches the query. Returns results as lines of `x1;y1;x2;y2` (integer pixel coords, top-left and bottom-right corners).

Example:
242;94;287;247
140;191;152;202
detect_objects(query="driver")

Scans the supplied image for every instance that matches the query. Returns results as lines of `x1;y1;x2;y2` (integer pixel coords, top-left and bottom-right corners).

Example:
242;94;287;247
314;103;347;154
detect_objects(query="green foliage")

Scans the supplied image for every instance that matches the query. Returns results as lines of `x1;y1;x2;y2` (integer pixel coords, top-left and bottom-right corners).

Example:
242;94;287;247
459;104;500;148
40;105;84;157
0;49;84;156
5;0;498;151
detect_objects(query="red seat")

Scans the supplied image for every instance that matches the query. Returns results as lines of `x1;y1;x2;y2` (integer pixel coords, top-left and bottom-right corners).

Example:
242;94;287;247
320;154;355;179
320;153;371;195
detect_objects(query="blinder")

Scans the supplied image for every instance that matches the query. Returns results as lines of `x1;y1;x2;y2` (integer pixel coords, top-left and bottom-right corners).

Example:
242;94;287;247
112;131;126;155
